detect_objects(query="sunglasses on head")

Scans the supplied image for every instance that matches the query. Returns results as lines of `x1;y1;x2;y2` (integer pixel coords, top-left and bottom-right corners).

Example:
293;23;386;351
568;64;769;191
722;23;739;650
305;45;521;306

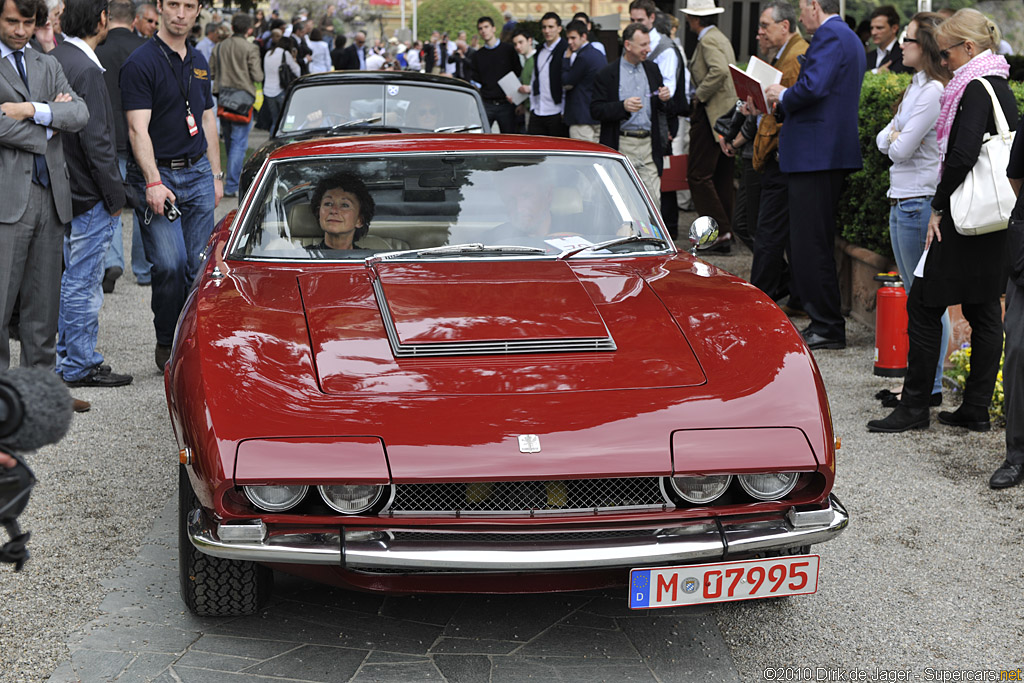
940;41;965;59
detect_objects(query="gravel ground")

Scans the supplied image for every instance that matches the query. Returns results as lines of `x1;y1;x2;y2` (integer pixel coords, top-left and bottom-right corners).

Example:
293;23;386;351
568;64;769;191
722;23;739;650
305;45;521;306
0;198;238;683
708;246;1024;677
1;218;1020;682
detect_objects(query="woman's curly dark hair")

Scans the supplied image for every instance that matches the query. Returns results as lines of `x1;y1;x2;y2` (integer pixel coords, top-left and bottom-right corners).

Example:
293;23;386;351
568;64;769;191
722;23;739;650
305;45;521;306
310;171;376;242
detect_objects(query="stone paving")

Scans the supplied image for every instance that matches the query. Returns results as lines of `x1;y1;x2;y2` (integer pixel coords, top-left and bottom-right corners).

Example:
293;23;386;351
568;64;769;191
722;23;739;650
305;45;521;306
47;500;740;682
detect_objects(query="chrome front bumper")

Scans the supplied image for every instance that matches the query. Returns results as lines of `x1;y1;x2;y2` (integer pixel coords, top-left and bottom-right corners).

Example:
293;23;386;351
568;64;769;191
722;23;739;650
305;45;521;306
188;494;848;572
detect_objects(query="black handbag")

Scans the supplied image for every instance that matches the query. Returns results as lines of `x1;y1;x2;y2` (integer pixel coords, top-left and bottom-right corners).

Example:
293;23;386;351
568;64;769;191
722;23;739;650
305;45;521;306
279;58;298;90
714;100;745;141
218;87;256;116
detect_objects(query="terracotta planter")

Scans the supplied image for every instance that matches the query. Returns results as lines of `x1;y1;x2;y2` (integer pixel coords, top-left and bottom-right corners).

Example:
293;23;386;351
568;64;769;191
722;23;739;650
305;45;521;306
834;237;897;329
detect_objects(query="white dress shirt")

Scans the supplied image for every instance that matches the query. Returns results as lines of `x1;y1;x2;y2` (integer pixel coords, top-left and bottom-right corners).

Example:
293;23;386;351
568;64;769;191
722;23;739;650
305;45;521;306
875;70;942;198
649;27;678;97
530;39;563;116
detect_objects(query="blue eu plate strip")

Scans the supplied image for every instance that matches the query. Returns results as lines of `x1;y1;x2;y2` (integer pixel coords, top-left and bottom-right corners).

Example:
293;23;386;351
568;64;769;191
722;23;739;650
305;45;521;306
630;570;651;608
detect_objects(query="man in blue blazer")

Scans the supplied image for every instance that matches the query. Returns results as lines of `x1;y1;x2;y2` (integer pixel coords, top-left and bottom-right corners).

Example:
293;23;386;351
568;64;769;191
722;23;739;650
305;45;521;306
766;0;864;350
561;18;605;142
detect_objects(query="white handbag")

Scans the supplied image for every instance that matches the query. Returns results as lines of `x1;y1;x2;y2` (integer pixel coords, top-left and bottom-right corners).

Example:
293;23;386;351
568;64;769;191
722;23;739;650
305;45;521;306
949;77;1016;236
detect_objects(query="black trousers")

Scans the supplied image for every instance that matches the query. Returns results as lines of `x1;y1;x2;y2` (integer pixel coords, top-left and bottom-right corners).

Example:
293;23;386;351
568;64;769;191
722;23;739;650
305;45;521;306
686;103;734;235
484;100;516;133
751;157;800;307
527;112;568;137
788;169;845;341
903;283;1003;409
731;157;761;251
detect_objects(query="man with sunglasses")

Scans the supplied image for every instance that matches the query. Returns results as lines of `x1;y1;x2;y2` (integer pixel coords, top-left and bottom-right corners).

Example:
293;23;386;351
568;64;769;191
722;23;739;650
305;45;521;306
764;0;864;350
132;2;155;38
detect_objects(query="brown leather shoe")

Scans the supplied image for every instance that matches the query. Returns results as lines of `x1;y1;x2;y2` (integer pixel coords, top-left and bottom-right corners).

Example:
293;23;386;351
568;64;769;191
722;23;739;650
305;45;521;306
72;398;91;413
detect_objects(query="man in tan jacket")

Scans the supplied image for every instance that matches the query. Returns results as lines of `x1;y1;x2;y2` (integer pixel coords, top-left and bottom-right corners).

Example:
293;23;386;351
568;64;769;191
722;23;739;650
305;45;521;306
749;0;807;313
682;0;736;250
209;12;262;197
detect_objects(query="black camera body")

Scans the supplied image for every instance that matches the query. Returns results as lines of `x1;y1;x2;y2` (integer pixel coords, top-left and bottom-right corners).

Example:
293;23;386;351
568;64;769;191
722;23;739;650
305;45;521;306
0;453;35;571
164;198;182;221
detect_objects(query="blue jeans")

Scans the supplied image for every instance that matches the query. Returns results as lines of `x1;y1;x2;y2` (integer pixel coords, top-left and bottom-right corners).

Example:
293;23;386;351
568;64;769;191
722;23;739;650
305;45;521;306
221;118;251;195
57;201;118;381
889;196;950;394
107;155;153;283
126;157;215;346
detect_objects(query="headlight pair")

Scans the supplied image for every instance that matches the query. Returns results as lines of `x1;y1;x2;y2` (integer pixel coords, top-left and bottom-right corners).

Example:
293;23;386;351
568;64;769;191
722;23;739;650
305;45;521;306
670;472;799;504
243;484;386;514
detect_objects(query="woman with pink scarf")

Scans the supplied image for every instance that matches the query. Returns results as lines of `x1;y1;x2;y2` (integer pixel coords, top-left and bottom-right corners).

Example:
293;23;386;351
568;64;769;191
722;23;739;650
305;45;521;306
868;8;1017;434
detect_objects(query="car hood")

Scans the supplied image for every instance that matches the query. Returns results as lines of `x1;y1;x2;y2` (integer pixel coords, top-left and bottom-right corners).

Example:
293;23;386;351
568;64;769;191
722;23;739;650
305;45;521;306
299;260;707;395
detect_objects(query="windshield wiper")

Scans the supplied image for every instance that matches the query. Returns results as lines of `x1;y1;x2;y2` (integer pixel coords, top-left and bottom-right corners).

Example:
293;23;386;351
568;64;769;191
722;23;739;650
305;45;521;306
368;243;546;264
556;234;670;260
331;114;384;131
432;125;483;133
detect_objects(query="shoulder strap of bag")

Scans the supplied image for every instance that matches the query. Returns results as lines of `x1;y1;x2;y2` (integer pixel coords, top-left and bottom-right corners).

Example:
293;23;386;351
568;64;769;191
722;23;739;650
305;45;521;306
973;77;1011;138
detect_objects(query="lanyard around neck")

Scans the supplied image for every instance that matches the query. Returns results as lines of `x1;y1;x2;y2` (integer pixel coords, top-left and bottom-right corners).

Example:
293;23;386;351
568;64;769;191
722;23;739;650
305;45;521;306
156;38;194;115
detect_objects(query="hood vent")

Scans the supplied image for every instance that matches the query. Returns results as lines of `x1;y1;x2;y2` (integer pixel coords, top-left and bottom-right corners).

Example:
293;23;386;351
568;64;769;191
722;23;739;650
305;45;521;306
372;278;616;358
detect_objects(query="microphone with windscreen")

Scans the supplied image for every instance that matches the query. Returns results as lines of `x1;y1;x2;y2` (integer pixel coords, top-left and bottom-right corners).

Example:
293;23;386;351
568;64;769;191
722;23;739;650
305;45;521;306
0;368;74;571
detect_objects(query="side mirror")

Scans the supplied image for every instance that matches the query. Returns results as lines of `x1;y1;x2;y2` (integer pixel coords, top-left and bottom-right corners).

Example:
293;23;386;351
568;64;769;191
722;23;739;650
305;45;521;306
688;216;719;255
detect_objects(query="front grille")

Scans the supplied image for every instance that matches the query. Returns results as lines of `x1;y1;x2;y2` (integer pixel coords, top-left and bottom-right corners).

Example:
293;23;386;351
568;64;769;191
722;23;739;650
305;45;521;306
388;529;649;543
389;478;669;515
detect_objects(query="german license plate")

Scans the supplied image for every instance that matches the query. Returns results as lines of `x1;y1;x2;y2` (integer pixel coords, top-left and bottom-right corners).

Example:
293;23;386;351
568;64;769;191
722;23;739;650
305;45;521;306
629;555;819;609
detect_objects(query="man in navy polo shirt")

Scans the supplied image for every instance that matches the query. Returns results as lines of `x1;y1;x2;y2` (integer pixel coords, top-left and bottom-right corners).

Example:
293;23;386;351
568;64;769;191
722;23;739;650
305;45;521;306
120;0;223;370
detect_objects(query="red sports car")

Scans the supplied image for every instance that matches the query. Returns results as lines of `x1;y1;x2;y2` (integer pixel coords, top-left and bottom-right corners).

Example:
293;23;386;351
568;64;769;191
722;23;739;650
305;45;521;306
167;135;848;616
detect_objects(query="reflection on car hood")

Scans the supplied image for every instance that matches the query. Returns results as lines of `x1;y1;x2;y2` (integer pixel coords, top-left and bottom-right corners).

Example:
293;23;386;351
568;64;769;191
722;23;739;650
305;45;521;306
298;260;707;395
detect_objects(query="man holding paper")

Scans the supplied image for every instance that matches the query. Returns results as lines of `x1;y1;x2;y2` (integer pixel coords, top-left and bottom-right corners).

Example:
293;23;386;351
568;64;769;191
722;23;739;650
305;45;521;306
765;0;863;350
473;16;520;133
748;1;807;314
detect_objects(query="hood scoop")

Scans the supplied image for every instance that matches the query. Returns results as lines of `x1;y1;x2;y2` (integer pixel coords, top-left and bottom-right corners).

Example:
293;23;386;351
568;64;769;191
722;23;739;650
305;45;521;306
371;261;616;358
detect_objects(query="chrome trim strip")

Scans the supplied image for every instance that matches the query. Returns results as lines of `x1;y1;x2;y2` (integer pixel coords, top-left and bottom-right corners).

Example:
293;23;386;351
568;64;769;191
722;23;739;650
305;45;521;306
371;277;616;358
188;495;848;571
387;503;668;518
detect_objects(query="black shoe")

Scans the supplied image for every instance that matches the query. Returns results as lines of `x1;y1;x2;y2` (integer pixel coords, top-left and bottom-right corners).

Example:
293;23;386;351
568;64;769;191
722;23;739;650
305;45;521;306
937;405;991;432
881;392;942;408
155;343;172;370
801;329;846;350
867;405;930;433
989;461;1024;489
102;266;122;294
64;365;133;388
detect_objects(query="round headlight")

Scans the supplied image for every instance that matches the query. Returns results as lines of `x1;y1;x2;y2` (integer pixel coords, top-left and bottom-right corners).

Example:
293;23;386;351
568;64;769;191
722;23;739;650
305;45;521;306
670;475;732;504
738;472;799;501
318;484;384;514
243;484;308;512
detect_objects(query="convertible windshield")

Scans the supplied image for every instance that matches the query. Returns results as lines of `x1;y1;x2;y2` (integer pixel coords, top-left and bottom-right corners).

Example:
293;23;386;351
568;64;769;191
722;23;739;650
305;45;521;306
277;83;484;134
230;152;669;261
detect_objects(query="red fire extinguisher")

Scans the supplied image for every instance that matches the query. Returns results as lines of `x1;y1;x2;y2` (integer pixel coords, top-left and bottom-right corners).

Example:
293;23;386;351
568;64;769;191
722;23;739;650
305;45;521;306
874;272;909;377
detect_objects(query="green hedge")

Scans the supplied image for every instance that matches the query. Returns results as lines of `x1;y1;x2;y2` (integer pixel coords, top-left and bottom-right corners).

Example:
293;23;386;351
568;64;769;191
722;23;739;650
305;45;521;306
838;73;1024;257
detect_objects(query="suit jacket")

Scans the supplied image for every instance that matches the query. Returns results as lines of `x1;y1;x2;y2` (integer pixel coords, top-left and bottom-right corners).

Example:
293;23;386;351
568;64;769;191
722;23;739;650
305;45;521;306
51;41;125;217
866;41;911;74
295;35;312;75
752;33;808;171
590;59;669;173
689;25;737;139
336;43;362;70
561;42;605;126
0;48;89;225
775;16;865;173
95;27;145;157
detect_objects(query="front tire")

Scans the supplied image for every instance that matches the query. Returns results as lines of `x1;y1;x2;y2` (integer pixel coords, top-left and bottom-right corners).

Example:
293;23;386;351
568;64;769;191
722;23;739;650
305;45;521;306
178;465;273;616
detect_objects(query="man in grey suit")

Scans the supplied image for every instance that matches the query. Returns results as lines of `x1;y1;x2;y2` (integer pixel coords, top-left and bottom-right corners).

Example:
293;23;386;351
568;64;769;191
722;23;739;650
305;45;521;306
0;0;88;377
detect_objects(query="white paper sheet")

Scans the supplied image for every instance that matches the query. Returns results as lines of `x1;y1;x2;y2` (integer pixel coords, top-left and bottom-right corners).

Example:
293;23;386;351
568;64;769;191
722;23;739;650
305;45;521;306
498;71;529;105
913;248;928;279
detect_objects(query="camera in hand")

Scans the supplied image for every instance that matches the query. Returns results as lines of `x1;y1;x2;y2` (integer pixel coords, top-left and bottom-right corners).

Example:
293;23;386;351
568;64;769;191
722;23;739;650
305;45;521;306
0;369;74;570
164;198;182;221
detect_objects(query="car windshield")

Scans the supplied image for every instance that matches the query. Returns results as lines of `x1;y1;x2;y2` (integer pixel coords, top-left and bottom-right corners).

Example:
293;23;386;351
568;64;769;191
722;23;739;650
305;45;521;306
277;83;484;134
229;152;669;261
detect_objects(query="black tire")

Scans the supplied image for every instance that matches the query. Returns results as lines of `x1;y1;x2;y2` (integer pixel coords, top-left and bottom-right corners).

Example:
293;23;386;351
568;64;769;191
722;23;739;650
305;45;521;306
178;465;273;616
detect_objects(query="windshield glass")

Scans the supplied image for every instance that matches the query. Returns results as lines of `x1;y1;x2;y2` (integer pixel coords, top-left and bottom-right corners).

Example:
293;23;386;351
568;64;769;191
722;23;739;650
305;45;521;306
278;83;484;133
230;153;668;261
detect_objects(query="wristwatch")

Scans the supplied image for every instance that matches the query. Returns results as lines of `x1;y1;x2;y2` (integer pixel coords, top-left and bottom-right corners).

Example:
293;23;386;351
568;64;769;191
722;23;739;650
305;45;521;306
932;208;945;216
212;172;225;180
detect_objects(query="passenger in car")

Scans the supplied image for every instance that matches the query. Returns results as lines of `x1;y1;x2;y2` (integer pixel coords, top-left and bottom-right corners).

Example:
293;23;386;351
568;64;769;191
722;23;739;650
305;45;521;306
407;101;442;130
307;172;376;251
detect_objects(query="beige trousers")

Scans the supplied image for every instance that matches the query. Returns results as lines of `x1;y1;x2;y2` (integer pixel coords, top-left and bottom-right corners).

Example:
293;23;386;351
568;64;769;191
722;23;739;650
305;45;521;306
569;124;600;143
618;135;660;207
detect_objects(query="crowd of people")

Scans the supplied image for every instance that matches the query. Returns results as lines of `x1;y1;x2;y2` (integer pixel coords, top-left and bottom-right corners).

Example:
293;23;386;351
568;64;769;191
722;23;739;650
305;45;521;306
0;0;1022;490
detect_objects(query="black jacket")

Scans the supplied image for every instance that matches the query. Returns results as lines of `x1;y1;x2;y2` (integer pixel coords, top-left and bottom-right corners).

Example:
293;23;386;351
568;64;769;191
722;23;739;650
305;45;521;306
866;41;911;74
924;76;1019;306
561;42;605;126
95;27;145;157
590;58;670;173
532;38;567;106
50;40;125;216
335;43;362;70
